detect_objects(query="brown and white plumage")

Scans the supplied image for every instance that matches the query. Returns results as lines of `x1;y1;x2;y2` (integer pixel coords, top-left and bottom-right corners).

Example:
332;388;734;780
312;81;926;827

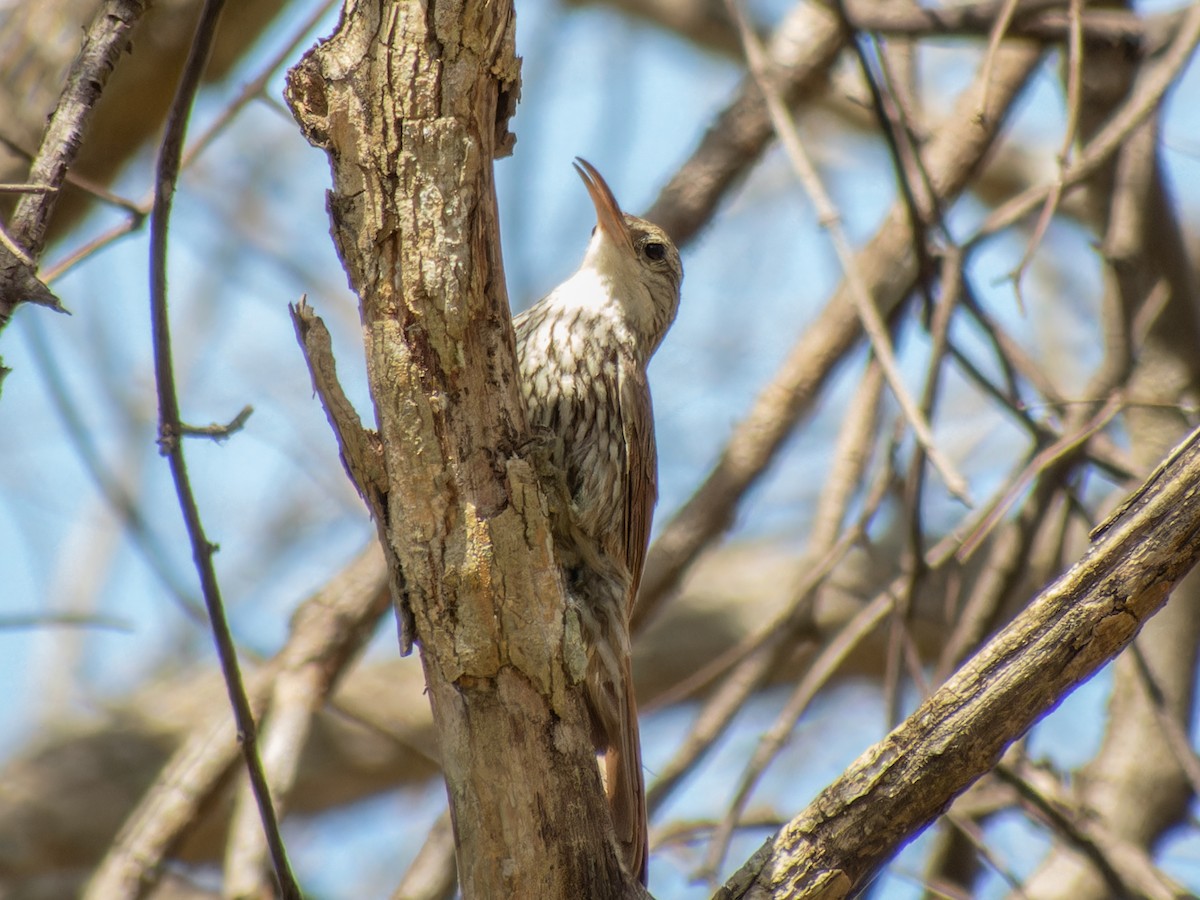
514;159;682;884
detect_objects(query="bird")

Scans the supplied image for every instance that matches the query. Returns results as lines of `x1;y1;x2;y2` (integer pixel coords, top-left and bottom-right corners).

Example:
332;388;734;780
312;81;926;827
513;158;682;885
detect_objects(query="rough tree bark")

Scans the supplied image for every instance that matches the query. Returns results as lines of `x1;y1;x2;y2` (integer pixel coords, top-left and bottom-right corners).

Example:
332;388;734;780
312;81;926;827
284;1;640;897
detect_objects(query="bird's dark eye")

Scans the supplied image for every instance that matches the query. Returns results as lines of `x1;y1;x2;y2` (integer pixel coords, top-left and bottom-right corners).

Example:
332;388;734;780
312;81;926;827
643;241;666;261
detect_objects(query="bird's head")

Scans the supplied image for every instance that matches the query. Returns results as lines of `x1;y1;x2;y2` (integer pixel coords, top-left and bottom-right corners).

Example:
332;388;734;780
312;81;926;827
574;158;682;357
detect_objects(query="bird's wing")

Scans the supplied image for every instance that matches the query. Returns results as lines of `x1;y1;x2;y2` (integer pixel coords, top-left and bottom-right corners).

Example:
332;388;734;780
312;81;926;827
619;354;657;620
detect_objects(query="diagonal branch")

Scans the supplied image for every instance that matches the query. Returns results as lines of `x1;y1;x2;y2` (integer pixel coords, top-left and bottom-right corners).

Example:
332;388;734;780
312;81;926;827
717;425;1200;898
291;296;411;652
0;0;149;326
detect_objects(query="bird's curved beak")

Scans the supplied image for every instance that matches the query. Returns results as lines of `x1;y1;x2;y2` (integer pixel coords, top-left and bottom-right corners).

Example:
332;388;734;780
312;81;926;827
574;158;634;253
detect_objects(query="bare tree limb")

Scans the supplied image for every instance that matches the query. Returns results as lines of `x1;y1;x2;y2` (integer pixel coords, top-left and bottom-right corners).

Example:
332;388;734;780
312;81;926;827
0;0;148;329
717;424;1200;898
840;0;1172;50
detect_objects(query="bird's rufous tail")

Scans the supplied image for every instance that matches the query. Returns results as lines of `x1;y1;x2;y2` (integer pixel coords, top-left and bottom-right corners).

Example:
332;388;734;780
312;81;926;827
603;650;647;884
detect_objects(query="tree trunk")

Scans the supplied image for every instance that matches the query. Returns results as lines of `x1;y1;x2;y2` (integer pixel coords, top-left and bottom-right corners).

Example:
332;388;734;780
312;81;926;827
284;2;638;897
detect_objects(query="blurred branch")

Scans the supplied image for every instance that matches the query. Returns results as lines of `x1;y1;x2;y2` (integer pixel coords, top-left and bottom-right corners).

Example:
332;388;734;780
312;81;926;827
392;810;457;900
563;0;745;58
84;692;276;900
568;0;1162;61
842;0;1167;50
1000;763;1188;900
181;0;339;170
1006;0;1086;309
1020;4;1200;892
646;459;894;816
0;612;132;631
725;0;972;505
31;0;333;289
955;392;1122;561
0;0;294;232
1129;645;1200;798
644;1;847;243
699;564;897;879
83;543;390;898
970;2;1200;246
20;312;205;619
636;40;1044;631
808;358;885;555
225;545;390;896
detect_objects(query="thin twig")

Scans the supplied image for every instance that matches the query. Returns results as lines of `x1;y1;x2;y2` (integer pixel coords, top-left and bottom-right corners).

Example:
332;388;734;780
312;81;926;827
644;0;848;243
953;288;1134;480
699;588;898;880
178;404;255;441
225;544;389;896
886;249;967;726
34;0;334;289
832;0;943;311
969;2;1200;246
41;211;148;283
0;127;144;214
936;477;1064;683
956;392;1124;560
647;459;896;814
942;809;1032;898
997;763;1188;898
635;39;1042;636
808;357;886;554
724;0;973;506
839;0;1164;50
0;182;57;194
1008;0;1085;310
181;0;340;171
146;0;300;896
1129;644;1200;797
977;0;1024;121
